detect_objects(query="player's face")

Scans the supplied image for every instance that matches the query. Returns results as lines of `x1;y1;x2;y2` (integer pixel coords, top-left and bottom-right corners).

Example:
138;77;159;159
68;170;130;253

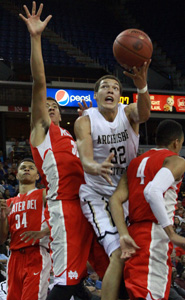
17;161;39;184
94;79;121;110
46;100;61;125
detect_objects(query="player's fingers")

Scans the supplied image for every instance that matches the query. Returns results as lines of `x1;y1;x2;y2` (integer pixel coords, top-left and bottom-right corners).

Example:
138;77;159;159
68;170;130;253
36;2;43;17
106;152;114;162
44;15;52;26
146;59;151;68
78;102;84;110
19;13;28;22
23;5;31;18
32;1;36;16
89;100;93;108
20;234;27;241
101;167;113;175
102;174;113;186
82;99;88;108
120;251;131;259
123;70;134;79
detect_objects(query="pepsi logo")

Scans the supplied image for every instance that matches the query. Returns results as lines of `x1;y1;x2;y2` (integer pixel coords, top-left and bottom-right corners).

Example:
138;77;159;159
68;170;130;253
55;90;69;106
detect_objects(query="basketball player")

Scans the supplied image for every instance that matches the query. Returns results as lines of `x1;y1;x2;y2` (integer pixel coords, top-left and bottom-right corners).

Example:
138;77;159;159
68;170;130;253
0;158;51;300
74;58;151;299
110;119;185;300
19;3;109;300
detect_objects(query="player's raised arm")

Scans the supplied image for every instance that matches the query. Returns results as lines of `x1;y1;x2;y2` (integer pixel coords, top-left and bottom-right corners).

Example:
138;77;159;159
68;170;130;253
124;62;151;135
19;2;52;145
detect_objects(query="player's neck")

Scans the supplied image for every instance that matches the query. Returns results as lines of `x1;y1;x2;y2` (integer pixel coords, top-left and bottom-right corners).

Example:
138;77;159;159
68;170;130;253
99;107;118;122
19;183;36;194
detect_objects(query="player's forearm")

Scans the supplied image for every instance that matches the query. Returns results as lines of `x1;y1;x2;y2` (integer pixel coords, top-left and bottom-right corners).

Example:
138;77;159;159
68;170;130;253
137;91;151;122
144;167;174;228
30;35;46;85
80;156;100;175
164;225;185;248
77;138;100;175
110;196;128;237
0;219;9;245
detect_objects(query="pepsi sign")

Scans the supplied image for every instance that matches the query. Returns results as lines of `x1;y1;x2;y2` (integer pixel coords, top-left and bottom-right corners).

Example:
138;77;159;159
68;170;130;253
47;88;97;107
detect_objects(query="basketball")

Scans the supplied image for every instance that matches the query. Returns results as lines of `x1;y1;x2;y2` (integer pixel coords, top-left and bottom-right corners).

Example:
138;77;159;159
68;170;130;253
113;28;153;69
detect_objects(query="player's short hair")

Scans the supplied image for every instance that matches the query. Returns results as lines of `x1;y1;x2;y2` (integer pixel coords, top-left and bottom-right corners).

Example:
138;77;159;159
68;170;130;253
94;75;123;94
18;158;36;169
156;120;184;146
46;97;62;116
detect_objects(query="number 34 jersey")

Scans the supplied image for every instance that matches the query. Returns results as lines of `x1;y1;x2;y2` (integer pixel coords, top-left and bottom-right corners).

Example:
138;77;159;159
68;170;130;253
7;188;48;250
83;103;139;197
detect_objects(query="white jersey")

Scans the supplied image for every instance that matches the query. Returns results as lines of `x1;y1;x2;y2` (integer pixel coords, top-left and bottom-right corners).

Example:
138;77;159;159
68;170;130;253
0;281;7;300
82;103;139;198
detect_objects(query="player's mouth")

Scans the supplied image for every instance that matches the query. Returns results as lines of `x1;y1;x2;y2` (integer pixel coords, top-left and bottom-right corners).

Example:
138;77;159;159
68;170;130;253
49;113;55;117
105;96;114;103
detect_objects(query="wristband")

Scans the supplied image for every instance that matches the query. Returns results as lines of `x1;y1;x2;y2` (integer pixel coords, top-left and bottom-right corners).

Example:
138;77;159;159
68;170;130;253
137;85;148;94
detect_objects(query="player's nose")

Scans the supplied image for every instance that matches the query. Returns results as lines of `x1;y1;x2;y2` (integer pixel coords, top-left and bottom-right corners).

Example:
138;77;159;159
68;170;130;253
48;106;54;111
107;87;114;93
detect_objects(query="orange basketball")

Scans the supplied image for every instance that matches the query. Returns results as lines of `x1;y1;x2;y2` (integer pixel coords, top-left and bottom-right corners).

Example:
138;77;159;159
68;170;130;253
113;28;153;69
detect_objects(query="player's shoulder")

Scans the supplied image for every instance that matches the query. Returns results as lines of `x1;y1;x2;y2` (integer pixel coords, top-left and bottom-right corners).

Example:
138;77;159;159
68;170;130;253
83;107;98;116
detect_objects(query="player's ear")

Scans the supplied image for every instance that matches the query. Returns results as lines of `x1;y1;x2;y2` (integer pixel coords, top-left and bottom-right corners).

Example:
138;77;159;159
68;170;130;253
174;138;179;150
94;92;97;100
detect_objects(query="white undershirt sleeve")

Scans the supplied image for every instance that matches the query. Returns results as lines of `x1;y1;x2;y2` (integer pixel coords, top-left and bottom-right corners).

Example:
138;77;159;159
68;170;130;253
144;167;175;228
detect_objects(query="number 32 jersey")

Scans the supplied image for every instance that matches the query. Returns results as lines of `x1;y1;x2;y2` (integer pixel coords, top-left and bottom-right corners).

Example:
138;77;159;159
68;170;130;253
83;103;139;197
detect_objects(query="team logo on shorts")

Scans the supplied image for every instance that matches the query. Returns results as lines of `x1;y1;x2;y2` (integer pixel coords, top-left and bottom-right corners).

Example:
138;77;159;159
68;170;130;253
68;270;78;280
55;89;69;106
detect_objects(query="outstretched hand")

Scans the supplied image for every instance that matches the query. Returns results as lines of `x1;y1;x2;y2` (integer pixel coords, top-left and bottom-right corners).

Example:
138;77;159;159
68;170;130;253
123;60;151;89
77;99;93;117
120;234;140;259
19;1;52;36
97;153;114;185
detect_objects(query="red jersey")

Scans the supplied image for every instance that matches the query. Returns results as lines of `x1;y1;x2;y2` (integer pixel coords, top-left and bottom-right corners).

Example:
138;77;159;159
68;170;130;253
127;148;181;225
30;122;85;201
7;188;49;250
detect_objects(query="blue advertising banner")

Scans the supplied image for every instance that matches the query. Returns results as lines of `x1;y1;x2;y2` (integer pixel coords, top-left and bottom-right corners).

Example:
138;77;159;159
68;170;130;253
47;88;97;107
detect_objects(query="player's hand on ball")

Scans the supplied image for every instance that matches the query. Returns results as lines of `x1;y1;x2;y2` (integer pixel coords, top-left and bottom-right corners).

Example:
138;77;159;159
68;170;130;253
124;59;151;89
